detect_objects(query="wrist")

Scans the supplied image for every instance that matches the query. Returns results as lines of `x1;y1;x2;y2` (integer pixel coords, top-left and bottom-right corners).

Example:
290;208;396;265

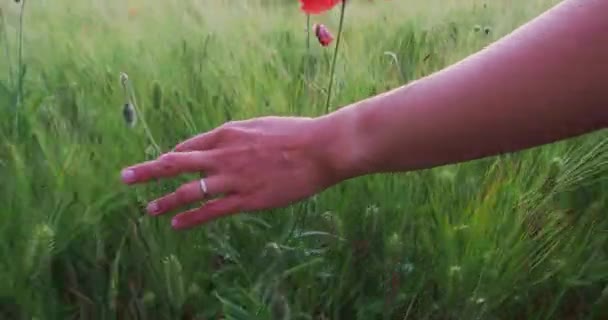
309;104;373;184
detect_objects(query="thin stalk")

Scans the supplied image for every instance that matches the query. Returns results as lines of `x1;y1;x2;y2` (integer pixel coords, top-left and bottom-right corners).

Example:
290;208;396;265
306;14;311;50
129;87;161;154
0;9;13;87
304;13;313;114
122;75;161;154
324;1;346;114
304;14;311;85
18;0;26;96
14;0;26;138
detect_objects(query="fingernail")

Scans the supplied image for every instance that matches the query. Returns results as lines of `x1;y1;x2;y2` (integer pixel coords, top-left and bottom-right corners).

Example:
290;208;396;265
121;169;136;183
171;217;181;229
147;201;159;215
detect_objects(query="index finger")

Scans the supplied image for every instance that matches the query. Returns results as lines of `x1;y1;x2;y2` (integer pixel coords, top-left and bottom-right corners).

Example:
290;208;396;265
174;131;218;152
120;151;217;184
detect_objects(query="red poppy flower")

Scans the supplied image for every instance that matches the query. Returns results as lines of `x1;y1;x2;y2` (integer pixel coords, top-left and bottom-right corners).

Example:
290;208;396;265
128;7;139;19
300;0;342;15
314;23;334;46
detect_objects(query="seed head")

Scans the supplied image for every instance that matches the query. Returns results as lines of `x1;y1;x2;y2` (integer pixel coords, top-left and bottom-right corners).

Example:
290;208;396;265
271;292;291;320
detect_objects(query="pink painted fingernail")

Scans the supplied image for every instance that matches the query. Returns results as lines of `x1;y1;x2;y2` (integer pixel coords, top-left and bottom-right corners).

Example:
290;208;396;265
121;169;136;183
171;217;181;229
147;201;159;215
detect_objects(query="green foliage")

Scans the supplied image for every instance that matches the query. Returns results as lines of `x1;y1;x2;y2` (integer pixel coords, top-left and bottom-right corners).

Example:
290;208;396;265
0;0;606;319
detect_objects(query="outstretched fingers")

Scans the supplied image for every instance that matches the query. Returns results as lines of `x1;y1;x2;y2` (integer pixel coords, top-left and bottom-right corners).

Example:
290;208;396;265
146;175;234;216
121;151;218;184
173;120;255;152
171;195;244;230
173;131;219;152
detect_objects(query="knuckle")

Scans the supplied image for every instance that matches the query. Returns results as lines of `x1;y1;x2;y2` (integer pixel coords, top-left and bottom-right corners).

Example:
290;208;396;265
154;156;176;174
159;153;178;164
216;126;241;140
159;161;175;173
175;184;191;202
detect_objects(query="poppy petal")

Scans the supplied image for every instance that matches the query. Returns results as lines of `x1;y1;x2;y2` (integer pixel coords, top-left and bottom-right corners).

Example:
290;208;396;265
300;0;342;15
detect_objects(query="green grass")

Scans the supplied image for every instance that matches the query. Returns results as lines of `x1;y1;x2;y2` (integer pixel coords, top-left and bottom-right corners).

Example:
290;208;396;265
1;0;607;319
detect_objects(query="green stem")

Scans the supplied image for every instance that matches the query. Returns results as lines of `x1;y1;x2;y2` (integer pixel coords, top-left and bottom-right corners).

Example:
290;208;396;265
0;10;13;88
306;14;311;51
305;14;311;83
17;0;25;103
14;0;26;138
124;79;161;154
324;1;346;114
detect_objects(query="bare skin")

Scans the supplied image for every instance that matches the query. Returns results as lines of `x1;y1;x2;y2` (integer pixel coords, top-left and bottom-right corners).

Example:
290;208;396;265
121;0;608;230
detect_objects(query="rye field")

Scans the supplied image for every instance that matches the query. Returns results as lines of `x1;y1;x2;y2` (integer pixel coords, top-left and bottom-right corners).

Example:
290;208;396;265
0;0;607;319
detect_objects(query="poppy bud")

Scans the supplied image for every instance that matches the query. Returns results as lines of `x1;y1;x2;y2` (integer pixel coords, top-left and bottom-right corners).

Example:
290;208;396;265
313;23;334;47
123;103;137;127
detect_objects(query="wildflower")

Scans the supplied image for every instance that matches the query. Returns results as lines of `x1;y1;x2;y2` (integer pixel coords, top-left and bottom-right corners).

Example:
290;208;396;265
300;0;342;15
314;23;334;46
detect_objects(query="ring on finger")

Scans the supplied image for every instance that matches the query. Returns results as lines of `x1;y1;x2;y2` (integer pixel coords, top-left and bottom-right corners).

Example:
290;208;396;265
199;177;208;196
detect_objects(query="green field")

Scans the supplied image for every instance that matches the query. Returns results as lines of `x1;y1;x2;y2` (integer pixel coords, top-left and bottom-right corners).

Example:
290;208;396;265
1;0;607;319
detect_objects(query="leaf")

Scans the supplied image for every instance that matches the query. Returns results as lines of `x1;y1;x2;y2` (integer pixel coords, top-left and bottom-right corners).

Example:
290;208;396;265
214;292;252;320
280;257;324;280
236;214;271;229
296;230;343;241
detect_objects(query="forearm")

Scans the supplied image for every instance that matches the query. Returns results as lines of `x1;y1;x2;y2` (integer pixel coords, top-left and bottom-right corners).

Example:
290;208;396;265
317;0;608;179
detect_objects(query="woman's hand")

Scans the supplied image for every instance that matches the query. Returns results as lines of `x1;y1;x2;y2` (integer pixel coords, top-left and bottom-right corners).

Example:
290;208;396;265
120;116;348;230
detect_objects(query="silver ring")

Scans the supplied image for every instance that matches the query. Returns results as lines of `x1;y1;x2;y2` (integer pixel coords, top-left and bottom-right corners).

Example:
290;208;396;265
199;178;208;196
